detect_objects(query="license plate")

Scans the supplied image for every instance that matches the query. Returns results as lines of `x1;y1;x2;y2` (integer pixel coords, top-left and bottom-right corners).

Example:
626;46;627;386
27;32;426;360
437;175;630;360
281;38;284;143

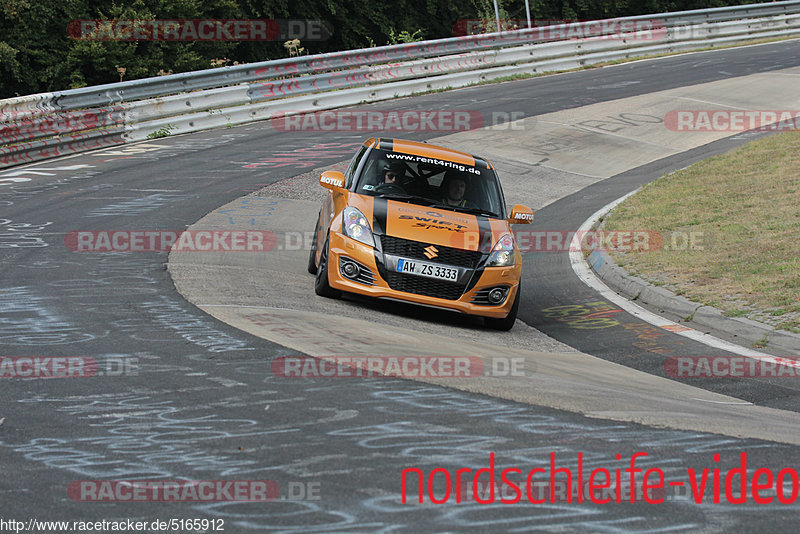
396;258;458;281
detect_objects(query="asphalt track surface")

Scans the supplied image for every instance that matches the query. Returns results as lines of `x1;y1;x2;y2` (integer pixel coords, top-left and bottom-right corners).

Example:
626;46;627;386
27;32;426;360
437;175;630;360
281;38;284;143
523;131;800;412
1;41;800;532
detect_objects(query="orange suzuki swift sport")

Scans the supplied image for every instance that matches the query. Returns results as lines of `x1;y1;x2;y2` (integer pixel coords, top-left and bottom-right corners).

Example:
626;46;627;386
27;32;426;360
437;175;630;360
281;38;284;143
308;138;533;330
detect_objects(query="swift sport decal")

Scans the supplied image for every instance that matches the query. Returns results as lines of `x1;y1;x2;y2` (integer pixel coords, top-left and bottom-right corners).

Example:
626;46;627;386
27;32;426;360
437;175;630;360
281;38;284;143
385;202;482;249
398;215;469;232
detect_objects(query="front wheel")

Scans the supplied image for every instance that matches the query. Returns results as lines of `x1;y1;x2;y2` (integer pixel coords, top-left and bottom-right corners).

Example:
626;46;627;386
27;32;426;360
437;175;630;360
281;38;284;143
307;213;321;274
314;236;341;299
484;285;520;331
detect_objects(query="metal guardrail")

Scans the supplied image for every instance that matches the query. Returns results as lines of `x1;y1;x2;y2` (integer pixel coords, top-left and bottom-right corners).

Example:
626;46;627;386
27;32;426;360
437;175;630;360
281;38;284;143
2;1;800;168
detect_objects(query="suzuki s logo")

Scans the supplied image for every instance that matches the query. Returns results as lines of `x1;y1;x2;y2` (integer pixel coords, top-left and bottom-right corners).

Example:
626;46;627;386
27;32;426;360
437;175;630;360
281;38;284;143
424;245;439;259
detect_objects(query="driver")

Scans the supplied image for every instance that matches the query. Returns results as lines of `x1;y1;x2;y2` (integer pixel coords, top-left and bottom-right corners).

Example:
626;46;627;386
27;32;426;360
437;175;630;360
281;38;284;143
381;161;405;185
440;170;476;208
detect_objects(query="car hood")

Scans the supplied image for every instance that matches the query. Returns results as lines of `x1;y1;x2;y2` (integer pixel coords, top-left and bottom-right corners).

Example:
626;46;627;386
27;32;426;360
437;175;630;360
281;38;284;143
354;195;507;252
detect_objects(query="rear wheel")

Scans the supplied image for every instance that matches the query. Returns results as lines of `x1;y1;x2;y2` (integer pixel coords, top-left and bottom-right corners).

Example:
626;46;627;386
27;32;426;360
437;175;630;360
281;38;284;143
314;236;341;299
484;285;520;331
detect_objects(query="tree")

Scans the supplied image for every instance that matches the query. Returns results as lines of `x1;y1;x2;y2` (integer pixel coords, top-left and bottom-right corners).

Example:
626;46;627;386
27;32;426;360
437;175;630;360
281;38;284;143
0;0;768;98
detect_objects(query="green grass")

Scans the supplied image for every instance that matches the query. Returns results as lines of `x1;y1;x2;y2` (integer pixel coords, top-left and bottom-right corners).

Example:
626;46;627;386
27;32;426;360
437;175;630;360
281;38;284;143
601;130;800;332
146;124;176;139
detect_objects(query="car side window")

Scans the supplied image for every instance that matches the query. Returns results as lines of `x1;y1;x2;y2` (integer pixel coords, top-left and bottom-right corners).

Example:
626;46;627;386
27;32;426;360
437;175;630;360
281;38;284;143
344;145;368;190
354;152;391;194
355;158;378;193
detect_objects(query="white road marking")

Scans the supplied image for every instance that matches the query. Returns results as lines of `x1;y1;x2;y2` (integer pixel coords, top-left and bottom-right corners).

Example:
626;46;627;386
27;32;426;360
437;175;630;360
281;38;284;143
0;164;94;177
0;177;31;185
569;190;800;368
691;398;753;405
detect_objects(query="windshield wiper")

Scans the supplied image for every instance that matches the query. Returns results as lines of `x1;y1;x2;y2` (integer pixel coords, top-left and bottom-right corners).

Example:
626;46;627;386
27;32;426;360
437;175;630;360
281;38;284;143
379;195;499;218
436;205;499;218
377;193;438;206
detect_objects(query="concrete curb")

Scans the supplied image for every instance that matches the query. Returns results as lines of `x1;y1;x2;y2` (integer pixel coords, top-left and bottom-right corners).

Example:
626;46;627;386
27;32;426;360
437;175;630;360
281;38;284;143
589;248;800;355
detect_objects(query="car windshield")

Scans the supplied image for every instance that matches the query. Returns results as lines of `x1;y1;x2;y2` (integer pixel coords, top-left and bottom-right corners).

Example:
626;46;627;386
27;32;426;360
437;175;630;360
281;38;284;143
354;147;505;218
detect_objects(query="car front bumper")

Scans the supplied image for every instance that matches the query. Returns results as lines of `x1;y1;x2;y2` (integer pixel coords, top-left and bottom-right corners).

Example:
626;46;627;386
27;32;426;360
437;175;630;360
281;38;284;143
326;232;521;318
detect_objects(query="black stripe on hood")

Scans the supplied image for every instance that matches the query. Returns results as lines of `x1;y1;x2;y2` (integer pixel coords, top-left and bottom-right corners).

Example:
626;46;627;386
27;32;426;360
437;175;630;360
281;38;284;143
463;215;495;293
377;138;394;152
372;195;388;238
371;195;389;281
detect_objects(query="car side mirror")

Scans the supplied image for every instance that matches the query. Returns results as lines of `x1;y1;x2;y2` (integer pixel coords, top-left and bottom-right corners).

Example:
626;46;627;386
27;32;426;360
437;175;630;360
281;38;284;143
319;171;346;191
509;204;534;224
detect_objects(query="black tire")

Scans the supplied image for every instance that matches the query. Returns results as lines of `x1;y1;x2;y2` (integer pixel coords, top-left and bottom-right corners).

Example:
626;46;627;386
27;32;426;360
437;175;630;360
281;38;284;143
307;213;321;274
484;285;520;331
314;236;341;299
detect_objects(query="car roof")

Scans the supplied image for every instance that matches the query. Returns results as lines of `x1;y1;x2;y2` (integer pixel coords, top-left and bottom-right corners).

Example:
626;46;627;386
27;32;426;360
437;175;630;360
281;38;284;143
365;137;494;170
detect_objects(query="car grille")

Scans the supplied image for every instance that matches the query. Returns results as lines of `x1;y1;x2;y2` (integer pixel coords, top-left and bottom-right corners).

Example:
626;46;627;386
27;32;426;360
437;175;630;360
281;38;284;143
382;272;465;300
380;235;482;268
379;235;480;300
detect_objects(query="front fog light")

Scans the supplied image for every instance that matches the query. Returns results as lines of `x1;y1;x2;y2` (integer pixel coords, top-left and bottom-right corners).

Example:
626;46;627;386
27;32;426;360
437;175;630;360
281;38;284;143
487;234;515;267
341;260;359;278
488;287;507;304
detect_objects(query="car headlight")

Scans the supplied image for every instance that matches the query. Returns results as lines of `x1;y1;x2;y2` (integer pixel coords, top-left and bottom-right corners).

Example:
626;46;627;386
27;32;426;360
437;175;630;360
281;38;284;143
487;234;515;266
342;207;375;247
